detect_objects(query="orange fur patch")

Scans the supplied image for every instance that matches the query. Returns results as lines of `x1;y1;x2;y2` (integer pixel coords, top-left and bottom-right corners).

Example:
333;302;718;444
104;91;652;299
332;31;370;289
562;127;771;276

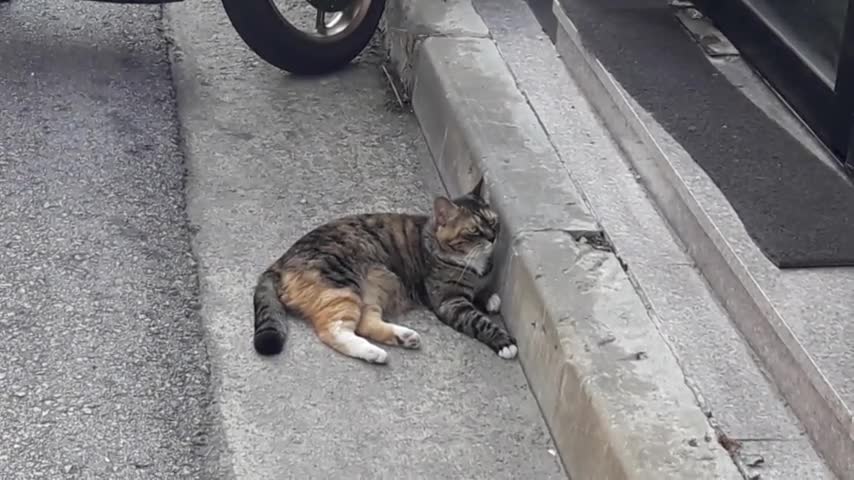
280;270;362;335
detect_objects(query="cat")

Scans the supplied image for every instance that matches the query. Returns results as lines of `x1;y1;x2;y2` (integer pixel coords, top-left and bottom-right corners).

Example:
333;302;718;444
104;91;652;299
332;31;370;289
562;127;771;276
251;178;517;364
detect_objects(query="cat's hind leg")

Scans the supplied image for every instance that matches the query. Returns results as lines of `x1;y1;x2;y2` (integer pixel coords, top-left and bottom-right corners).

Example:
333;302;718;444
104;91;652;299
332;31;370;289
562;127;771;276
283;270;388;364
357;305;421;349
357;267;422;349
319;321;389;364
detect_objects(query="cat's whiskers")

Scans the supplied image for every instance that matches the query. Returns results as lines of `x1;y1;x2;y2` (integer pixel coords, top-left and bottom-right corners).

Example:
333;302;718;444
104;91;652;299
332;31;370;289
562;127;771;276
454;246;483;285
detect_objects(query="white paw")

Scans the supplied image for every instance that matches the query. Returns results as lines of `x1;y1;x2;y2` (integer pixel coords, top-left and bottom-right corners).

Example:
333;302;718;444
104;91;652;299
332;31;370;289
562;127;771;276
498;344;518;359
393;326;422;349
486;293;501;314
360;345;389;364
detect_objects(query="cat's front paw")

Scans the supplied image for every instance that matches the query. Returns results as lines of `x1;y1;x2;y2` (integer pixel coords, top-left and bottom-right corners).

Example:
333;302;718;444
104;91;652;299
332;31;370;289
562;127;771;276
485;293;501;314
498;344;518;359
493;334;518;360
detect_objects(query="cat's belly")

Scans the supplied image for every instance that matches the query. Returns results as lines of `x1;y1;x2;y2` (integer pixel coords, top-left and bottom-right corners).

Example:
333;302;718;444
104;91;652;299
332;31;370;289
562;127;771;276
360;266;419;316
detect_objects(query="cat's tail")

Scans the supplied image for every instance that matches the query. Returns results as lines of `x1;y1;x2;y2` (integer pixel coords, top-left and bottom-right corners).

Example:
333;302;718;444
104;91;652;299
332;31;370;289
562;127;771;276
253;269;289;355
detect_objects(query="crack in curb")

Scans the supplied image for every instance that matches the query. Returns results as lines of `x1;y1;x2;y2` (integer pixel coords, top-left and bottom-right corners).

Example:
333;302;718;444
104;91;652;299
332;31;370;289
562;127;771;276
385;27;490;40
511;227;609;249
688;377;756;479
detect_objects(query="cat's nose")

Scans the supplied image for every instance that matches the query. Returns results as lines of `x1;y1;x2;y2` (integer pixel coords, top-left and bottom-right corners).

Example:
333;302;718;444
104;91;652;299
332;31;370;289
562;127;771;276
484;229;496;242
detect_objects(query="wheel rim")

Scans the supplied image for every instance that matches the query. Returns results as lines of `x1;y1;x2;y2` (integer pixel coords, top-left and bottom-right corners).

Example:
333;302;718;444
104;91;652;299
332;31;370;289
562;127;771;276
310;0;372;41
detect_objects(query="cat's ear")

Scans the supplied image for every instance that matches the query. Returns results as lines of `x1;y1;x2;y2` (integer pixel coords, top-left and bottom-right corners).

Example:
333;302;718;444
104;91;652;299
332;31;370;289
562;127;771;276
433;196;457;226
470;177;485;199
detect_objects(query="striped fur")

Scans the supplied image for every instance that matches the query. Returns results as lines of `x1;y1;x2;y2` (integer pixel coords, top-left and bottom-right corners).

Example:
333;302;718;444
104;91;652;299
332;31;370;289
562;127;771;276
252;179;517;363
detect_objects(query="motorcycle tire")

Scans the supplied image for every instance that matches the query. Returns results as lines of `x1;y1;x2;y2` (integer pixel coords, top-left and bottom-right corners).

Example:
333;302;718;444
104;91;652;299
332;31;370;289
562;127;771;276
221;0;386;75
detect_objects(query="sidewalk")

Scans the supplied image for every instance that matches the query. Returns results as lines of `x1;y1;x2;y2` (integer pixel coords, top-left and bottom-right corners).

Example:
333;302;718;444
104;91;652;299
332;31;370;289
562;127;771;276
164;0;566;478
384;0;839;478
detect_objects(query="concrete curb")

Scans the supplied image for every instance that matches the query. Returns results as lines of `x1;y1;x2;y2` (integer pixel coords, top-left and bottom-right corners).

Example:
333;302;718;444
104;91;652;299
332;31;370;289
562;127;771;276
384;3;742;479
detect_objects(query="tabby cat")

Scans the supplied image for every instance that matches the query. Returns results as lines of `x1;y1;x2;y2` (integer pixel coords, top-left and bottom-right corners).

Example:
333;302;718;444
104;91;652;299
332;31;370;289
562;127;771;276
252;179;517;364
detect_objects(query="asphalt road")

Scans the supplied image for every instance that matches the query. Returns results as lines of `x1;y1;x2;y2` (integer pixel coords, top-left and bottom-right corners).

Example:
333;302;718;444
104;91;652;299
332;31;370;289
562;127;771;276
1;0;566;478
0;1;228;478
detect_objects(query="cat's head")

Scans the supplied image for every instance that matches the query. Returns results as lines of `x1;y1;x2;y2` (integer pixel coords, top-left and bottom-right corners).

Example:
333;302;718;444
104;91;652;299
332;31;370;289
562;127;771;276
431;178;500;257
